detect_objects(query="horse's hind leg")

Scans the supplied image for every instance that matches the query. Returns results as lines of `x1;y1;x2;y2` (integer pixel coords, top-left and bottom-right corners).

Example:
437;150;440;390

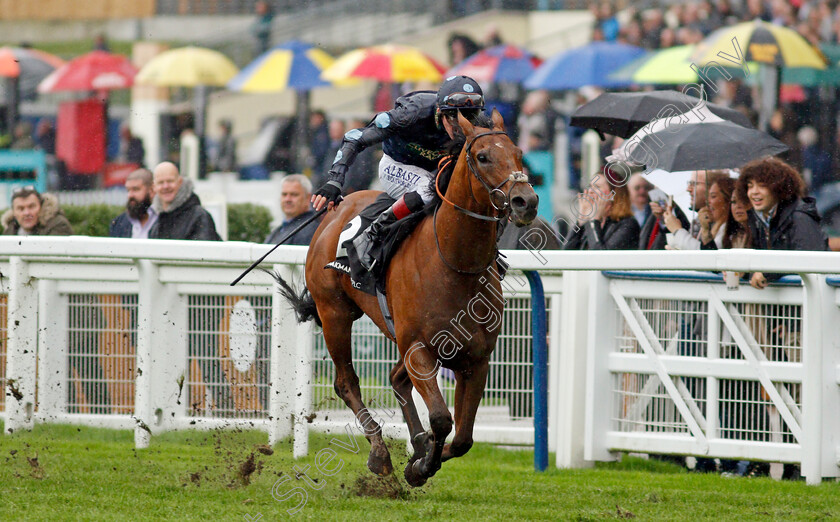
389;361;428;460
321;306;393;476
441;361;490;462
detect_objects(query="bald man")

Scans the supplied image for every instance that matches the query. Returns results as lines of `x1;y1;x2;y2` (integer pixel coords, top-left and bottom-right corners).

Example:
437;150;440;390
148;162;221;241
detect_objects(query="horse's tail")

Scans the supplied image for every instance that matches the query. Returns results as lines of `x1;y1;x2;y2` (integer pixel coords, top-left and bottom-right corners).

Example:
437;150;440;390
265;269;322;327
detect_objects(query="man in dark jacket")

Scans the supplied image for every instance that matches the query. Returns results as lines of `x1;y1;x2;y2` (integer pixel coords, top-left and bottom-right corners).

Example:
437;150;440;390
149;162;221;241
2;187;72;236
265;174;322;245
736;157;828;288
110;168;158;239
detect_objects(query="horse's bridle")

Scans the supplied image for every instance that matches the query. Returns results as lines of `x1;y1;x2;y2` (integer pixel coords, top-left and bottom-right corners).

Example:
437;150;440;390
435;130;530;223
433;130;530;275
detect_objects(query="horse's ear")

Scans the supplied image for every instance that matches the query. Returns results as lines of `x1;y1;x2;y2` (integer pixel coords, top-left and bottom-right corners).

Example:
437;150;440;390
457;110;475;137
491;108;505;131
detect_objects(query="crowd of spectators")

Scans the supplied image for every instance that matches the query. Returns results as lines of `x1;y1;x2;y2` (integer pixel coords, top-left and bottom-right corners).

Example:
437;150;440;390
590;0;840;194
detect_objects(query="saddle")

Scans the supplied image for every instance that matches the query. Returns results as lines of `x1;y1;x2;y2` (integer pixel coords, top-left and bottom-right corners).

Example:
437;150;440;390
326;192;426;296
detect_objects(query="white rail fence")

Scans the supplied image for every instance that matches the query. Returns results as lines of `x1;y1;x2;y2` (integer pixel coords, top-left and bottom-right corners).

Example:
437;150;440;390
0;238;838;485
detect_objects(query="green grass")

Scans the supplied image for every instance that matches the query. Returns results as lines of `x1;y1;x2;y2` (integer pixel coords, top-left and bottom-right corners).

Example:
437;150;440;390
0;423;838;521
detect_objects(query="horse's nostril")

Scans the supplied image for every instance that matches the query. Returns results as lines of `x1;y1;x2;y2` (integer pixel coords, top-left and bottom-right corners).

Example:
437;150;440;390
511;196;526;209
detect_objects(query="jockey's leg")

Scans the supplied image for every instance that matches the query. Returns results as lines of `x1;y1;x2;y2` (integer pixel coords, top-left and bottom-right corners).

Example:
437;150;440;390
353;190;426;270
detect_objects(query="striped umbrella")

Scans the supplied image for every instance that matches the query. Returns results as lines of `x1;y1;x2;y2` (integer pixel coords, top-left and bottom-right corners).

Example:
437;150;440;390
446;44;541;84
691;20;826;69
227;40;336;92
321;44;446;83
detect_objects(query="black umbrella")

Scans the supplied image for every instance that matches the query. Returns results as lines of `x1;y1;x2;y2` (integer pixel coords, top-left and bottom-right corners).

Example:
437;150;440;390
570;90;754;138
626;120;788;172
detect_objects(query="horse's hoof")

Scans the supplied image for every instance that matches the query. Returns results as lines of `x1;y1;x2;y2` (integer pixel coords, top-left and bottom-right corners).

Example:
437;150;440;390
404;460;428;488
367;452;394;476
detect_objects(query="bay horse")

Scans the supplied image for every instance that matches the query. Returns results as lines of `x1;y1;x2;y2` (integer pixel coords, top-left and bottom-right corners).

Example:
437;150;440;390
278;110;538;487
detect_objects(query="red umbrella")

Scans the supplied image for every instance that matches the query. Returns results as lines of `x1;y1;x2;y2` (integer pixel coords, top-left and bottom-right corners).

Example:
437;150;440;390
446;44;542;84
37;50;137;93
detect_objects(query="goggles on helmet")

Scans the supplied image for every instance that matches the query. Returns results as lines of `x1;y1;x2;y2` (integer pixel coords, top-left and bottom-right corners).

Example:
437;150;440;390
438;92;485;111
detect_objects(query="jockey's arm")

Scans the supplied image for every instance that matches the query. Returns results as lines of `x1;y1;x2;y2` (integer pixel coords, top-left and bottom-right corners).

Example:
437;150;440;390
313;110;401;210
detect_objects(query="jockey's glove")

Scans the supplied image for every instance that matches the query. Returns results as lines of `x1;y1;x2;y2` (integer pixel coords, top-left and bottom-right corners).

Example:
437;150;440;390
314;180;343;206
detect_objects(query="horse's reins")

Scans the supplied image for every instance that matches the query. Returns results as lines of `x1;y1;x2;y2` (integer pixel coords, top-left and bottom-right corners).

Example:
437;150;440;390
433;130;529;275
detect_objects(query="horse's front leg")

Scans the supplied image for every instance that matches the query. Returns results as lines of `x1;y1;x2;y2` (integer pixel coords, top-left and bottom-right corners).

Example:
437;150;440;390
441;361;490;462
402;343;452;487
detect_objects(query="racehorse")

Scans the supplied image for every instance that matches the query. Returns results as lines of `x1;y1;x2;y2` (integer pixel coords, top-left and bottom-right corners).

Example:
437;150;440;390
277;110;538;487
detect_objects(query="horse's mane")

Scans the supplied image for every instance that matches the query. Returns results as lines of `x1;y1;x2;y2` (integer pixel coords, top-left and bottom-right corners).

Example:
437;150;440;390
425;112;495;215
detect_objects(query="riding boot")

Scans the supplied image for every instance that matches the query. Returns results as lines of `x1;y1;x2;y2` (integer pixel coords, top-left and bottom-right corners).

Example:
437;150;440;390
353;208;399;271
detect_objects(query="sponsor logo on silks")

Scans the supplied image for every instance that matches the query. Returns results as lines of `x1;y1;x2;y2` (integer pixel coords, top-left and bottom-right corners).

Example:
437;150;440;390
374;113;391;129
406;142;445;161
332;150;343;164
382;165;421;186
463;83;474;93
344;129;363;141
325;260;351;274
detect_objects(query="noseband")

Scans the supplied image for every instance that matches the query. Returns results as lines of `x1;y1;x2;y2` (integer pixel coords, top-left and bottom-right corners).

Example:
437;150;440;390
433;130;530;275
435;130;530;223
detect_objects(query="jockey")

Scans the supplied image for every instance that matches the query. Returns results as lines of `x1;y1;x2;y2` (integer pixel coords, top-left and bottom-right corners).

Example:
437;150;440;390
311;75;485;270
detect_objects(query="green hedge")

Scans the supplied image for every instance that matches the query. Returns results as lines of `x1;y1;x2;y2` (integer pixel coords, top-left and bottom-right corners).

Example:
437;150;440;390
9;202;273;242
227;203;273;243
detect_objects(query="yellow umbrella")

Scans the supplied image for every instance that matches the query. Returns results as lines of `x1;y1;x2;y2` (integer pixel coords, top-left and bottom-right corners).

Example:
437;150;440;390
136;46;239;177
691;20;826;69
136;46;239;87
321;44;446;83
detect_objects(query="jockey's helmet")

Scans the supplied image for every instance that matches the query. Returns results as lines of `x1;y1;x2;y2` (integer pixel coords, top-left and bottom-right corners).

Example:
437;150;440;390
436;75;484;127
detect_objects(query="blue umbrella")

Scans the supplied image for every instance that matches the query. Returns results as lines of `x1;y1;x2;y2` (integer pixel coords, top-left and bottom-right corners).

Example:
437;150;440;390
524;41;646;90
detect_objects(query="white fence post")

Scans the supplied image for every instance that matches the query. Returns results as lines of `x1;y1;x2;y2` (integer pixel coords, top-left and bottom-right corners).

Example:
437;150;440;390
269;263;296;446
800;274;840;484
36;279;67;422
553;270;593;468
584;270;617;462
135;260;160;448
5;257;38;434
293;314;313;459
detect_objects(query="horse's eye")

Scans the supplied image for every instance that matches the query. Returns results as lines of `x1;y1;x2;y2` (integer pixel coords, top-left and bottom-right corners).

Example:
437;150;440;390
477;153;489;163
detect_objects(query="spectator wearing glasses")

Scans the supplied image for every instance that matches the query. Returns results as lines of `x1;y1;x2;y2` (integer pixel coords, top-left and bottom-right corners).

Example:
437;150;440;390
2;186;72;236
662;170;709;250
311;75;490;271
736;157;828;289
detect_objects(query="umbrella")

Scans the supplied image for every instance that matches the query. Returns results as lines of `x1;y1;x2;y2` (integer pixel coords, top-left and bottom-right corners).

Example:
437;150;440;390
0;47;65;96
445;44;541;84
136;46;239;177
642;169;695;217
691;20;827;69
609;45;755;85
0;47;65;131
571;90;753;139
38;51;137;92
226;40;343;176
227;40;337;92
321;44;446;83
626;120;788;172
523;41;646;90
135;46;238;88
